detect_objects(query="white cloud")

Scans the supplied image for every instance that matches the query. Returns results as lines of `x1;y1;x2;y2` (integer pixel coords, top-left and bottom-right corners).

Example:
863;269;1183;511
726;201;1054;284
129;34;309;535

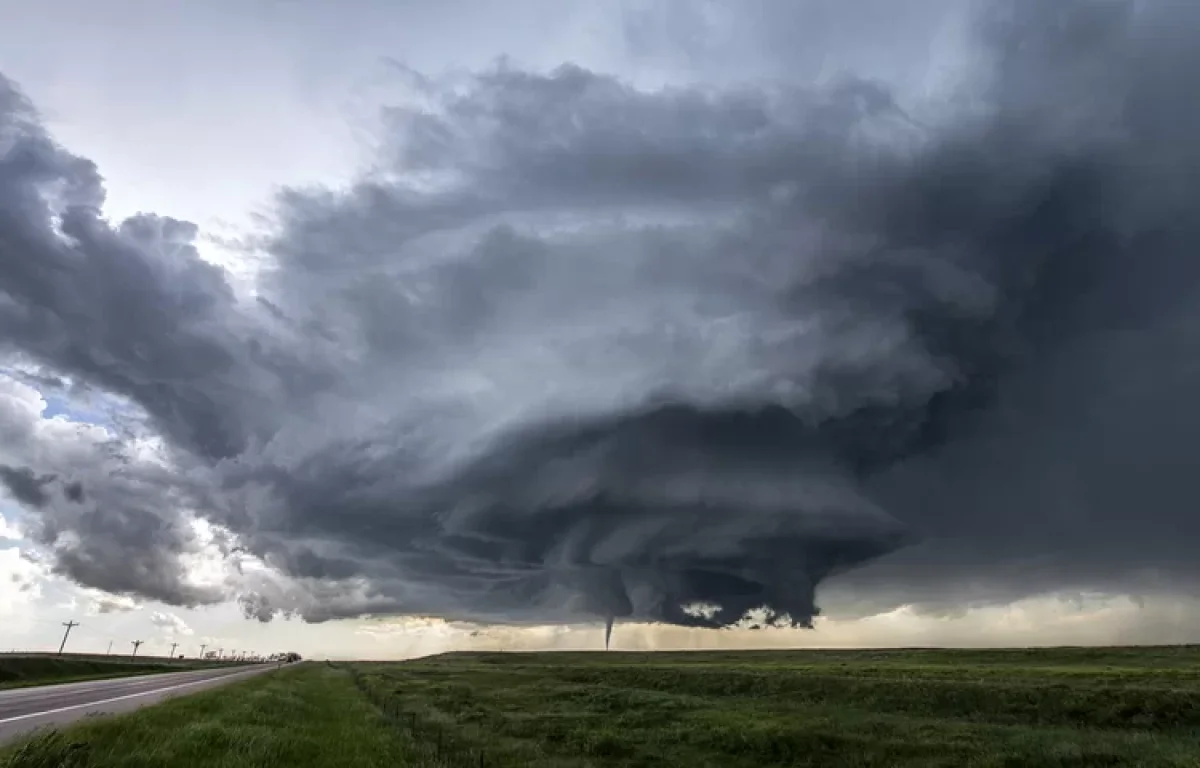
150;611;194;637
0;509;21;540
0;547;46;625
83;591;140;615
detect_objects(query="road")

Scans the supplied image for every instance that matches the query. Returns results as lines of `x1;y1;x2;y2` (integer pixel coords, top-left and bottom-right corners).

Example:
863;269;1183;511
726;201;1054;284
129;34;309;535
0;664;278;744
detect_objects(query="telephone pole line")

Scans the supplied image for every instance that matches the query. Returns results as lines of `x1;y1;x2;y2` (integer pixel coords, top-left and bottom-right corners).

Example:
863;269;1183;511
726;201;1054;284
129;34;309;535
169;642;178;659
131;640;144;659
58;621;79;655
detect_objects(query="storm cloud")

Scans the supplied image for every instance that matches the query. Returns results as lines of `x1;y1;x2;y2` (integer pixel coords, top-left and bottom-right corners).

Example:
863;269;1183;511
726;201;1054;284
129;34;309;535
0;464;55;508
2;0;1200;629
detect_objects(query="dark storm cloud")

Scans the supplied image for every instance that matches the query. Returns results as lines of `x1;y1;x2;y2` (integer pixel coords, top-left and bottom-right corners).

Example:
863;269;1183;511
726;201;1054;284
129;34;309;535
41;478;225;608
0;80;299;460
0;460;56;508
63;481;84;503
2;0;1199;628
0;464;88;507
0;465;55;508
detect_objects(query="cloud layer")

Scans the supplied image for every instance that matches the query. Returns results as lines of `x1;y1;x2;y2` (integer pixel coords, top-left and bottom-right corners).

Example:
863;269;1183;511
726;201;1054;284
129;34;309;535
2;0;1200;630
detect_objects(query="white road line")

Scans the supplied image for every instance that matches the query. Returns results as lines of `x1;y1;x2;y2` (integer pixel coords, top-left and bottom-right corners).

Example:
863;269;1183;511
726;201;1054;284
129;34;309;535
0;668;263;725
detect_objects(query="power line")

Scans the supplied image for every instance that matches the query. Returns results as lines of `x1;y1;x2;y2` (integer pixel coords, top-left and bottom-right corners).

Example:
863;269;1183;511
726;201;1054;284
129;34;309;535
58;621;79;655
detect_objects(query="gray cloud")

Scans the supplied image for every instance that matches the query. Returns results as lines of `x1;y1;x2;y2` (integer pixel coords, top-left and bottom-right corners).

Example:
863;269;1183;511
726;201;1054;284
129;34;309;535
0;372;224;608
2;0;1200;629
0;465;56;508
0;463;84;508
237;592;277;623
63;481;84;503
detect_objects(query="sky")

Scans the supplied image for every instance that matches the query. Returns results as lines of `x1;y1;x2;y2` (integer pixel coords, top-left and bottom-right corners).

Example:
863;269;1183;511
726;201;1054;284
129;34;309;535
2;0;1200;660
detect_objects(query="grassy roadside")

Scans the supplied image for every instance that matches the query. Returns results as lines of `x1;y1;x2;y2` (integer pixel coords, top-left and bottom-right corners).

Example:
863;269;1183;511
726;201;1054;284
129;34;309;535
0;664;421;768
0;658;221;691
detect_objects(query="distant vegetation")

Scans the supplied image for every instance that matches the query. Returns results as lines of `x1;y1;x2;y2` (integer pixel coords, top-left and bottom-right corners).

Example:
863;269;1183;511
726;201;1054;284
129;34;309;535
0;653;239;690
6;647;1200;766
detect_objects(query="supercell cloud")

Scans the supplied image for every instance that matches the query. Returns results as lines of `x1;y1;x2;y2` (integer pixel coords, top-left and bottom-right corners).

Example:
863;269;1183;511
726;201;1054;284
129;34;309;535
2;0;1200;629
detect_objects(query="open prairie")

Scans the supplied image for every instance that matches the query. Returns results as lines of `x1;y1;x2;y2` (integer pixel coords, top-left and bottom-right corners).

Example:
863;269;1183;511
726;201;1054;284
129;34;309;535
6;647;1200;767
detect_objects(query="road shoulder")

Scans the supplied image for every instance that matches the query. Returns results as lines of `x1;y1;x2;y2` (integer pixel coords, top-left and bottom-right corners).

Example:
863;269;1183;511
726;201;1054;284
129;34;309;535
0;665;274;746
0;664;421;768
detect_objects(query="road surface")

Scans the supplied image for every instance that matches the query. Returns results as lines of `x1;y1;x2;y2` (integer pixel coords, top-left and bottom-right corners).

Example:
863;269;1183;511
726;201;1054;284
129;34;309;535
0;664;278;744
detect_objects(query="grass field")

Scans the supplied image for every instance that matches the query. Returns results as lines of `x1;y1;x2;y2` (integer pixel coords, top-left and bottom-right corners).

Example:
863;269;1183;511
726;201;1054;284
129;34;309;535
5;647;1200;766
351;647;1200;767
0;664;418;768
0;655;229;691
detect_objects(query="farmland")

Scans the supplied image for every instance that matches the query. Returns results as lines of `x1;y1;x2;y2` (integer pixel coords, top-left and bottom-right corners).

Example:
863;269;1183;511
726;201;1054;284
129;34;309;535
5;647;1200;766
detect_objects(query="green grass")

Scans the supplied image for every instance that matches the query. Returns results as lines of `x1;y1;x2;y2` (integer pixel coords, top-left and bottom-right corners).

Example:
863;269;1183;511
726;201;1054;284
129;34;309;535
352;647;1200;767
0;656;226;691
0;664;422;768
6;647;1200;766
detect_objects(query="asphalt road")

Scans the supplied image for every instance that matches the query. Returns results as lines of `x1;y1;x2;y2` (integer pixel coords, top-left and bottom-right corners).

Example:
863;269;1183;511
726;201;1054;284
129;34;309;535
0;664;278;744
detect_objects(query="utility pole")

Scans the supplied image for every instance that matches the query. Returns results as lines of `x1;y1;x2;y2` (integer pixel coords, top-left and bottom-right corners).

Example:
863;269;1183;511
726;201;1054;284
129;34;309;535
169;642;178;659
58;621;79;655
199;644;207;659
131;640;144;659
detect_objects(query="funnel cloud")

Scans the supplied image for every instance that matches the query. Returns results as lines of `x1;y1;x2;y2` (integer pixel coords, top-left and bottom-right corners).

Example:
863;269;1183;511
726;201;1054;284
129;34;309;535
2;0;1200;631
